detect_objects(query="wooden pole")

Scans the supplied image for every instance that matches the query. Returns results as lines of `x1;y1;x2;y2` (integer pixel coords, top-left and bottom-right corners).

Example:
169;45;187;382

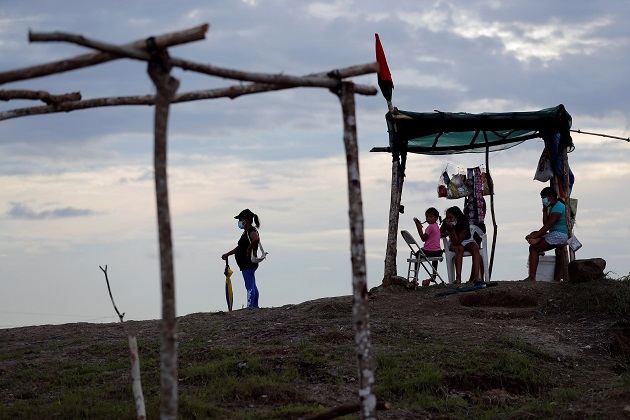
550;177;569;281
337;82;376;420
485;144;497;279
562;148;575;262
383;103;401;282
147;44;180;419
0;25;209;85
383;159;401;281
128;335;147;420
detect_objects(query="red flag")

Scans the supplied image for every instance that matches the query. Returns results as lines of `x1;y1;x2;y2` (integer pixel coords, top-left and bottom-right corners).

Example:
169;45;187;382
375;33;394;101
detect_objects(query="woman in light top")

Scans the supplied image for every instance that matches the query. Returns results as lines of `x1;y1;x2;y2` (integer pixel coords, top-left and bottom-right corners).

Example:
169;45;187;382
524;187;568;281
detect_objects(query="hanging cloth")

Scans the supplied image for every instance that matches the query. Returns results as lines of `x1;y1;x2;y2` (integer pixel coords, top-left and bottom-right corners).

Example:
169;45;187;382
464;167;486;225
543;132;575;196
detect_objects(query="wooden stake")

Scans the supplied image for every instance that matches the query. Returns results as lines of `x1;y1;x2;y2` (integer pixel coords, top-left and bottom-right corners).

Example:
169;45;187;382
128;335;147;420
147;42;180;420
337;82;376;420
485;139;497;279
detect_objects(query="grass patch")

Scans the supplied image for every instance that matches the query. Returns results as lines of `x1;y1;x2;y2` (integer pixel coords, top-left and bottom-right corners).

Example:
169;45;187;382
2;288;627;418
546;273;630;318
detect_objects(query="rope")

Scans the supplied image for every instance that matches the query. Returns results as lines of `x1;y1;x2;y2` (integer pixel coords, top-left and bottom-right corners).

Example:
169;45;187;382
571;129;629;142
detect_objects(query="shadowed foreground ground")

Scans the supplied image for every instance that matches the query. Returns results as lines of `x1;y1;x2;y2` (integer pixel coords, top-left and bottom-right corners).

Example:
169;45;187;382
1;278;629;419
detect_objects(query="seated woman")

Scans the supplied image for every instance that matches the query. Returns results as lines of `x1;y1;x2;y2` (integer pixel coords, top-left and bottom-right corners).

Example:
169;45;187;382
524;187;568;281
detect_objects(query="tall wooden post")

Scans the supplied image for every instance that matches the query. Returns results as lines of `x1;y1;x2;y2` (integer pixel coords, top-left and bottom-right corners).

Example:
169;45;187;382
562;148;575;262
485;144;497;279
383;159;402;281
147;44;180;420
383;100;401;283
337;82;376;420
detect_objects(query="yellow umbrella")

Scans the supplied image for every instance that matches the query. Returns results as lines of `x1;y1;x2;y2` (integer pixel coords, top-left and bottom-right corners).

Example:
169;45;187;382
224;260;233;311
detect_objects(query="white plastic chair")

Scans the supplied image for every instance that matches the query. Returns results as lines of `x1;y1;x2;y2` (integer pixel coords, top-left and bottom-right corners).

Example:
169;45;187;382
442;224;490;284
400;230;445;284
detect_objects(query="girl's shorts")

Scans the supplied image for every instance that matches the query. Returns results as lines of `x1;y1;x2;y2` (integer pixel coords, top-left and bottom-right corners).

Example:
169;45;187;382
421;249;443;258
461;237;476;247
447;237;476;248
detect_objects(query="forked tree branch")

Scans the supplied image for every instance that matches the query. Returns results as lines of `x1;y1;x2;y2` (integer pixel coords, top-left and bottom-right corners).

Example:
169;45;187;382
99;265;125;322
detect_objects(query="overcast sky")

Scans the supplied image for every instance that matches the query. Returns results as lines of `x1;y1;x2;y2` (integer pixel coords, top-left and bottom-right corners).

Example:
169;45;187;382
1;0;629;328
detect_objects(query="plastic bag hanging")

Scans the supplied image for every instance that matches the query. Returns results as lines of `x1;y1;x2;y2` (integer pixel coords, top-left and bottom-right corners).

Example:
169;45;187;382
534;147;554;182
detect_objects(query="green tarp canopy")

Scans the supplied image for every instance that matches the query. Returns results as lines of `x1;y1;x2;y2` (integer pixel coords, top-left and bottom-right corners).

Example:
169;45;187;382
371;104;572;155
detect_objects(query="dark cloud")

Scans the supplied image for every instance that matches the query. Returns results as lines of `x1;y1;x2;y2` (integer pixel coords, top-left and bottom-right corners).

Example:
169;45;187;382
7;202;97;220
1;1;627;167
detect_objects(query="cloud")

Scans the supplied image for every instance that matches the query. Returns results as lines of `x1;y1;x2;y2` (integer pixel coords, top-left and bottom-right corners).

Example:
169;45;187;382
7;201;97;220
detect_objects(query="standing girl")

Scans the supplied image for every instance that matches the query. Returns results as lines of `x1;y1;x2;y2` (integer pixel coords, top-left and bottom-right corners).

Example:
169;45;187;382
221;209;261;308
442;206;482;284
413;207;443;286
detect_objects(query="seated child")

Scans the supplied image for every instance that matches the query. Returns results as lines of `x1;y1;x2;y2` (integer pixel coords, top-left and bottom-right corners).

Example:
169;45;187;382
413;207;443;286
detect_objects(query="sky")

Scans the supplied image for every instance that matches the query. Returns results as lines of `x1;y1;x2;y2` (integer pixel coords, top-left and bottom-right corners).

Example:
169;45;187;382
1;0;629;329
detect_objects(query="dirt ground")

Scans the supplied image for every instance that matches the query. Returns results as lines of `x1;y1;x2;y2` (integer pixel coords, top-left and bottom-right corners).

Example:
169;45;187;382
1;279;629;419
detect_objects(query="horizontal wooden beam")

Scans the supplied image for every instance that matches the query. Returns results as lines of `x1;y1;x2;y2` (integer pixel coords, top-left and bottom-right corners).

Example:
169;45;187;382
25;31;378;90
0;89;81;104
0;79;377;122
0;24;209;85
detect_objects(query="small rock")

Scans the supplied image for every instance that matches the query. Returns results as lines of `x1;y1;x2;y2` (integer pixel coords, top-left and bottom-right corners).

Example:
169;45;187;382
567;258;606;283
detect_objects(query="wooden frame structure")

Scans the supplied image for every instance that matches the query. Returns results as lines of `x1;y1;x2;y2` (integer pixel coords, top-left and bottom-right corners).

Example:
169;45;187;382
1;24;382;419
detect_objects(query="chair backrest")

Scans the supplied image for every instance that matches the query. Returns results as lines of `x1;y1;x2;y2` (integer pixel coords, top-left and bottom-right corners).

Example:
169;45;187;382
400;230;420;253
469;224;487;249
